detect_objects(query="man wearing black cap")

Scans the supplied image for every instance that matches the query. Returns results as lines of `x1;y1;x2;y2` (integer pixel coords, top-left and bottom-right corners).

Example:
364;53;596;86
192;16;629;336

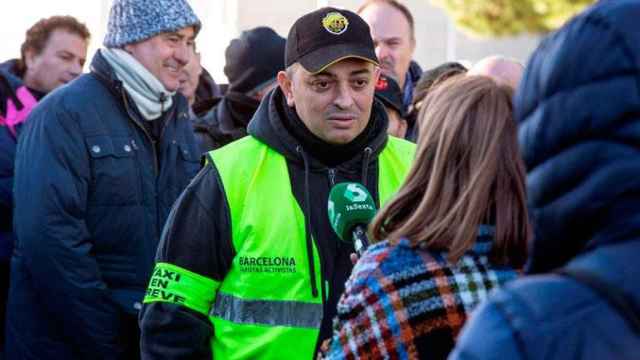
375;74;408;138
191;27;286;153
140;7;415;360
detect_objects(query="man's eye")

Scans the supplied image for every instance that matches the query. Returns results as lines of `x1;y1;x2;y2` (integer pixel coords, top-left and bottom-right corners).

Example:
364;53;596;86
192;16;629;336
353;79;368;88
313;81;331;90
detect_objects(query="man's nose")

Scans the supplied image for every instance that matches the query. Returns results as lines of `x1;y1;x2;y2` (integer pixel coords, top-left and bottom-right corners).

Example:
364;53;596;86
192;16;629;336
174;43;191;66
69;61;83;78
333;83;355;109
375;44;390;61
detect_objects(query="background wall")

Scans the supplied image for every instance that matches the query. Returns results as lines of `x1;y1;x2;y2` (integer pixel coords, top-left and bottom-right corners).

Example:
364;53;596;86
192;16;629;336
0;0;541;84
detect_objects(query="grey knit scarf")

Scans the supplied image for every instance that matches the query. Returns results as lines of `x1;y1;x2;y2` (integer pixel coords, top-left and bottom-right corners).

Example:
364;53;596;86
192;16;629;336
101;48;174;121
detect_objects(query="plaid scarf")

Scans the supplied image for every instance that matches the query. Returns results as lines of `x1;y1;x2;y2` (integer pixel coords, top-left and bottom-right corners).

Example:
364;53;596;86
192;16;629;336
325;225;518;359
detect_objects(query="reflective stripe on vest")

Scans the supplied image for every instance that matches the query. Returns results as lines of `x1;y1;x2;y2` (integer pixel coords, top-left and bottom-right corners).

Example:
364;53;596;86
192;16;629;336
210;292;323;329
208;135;415;359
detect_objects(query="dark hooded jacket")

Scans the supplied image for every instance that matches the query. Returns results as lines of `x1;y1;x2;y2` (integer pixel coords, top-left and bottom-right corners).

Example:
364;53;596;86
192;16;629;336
450;1;640;359
1;59;51;261
5;50;201;359
0;68;25;259
0;60;40;349
403;60;422;143
139;87;407;359
0;59;23;81
191;91;260;153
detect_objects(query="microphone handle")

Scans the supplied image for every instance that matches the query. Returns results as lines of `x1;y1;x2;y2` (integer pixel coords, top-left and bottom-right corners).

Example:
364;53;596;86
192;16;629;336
352;225;370;257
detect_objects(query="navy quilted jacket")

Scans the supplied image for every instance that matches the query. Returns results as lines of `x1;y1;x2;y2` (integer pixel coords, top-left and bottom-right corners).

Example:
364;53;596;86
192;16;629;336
5;50;201;359
450;1;640;359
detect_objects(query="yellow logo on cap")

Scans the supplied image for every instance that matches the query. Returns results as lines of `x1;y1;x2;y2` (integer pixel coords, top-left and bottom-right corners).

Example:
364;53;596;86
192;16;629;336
322;12;349;35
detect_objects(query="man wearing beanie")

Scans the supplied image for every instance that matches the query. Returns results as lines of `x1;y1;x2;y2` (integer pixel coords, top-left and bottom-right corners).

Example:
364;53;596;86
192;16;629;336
5;0;202;358
140;8;415;359
192;27;286;153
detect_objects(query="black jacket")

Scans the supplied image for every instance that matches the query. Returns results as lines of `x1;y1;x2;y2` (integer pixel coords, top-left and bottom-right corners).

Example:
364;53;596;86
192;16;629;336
191;91;260;153
0;66;26;259
5;50;201;359
451;1;640;358
403;60;423;143
140;87;394;359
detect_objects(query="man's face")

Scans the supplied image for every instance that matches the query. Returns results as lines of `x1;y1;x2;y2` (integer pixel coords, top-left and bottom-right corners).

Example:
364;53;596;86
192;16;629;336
359;2;415;89
278;59;380;145
126;27;196;92
24;29;88;93
178;51;202;105
385;107;407;138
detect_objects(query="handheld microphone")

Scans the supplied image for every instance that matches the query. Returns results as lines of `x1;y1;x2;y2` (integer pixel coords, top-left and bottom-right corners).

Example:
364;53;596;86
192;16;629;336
328;182;377;256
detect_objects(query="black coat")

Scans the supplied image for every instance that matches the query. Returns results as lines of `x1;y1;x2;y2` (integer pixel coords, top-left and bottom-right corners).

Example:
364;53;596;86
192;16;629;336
5;50;201;359
191;91;260;154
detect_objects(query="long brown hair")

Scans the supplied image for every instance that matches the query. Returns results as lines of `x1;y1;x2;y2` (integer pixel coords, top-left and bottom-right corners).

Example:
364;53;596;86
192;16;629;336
371;75;530;267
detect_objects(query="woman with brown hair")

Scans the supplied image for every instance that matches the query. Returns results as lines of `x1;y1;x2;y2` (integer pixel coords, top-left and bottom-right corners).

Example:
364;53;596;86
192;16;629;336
324;75;531;359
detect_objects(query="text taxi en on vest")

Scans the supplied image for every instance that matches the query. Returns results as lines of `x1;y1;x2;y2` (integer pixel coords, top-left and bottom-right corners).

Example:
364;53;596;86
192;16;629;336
147;268;187;304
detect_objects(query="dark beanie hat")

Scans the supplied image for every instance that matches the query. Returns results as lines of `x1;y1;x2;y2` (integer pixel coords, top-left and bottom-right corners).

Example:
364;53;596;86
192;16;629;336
224;27;286;94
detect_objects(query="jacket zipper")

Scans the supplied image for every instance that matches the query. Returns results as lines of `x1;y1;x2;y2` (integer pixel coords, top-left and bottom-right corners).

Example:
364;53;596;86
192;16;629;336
328;168;336;187
122;91;159;175
121;88;169;240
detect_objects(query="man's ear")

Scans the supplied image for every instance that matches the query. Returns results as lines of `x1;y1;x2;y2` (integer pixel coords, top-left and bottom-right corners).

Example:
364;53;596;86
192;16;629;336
373;66;382;83
123;43;136;55
277;70;295;107
24;48;37;69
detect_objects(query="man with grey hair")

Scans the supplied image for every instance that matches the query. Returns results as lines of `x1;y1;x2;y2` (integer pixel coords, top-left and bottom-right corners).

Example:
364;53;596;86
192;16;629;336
5;0;201;358
468;55;524;90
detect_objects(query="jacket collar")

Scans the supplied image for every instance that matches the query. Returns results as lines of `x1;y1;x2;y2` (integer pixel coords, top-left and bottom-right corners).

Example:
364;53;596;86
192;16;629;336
89;50;190;125
247;87;390;171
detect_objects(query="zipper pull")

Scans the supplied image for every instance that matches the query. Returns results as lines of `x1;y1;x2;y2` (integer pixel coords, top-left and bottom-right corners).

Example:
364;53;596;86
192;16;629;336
159;93;167;113
328;168;336;187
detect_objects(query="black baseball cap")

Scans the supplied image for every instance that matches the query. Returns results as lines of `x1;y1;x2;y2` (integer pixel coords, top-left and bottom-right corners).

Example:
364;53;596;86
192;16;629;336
285;7;379;74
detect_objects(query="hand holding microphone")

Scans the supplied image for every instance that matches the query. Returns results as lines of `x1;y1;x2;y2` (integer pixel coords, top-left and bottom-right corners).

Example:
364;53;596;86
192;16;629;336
327;182;377;257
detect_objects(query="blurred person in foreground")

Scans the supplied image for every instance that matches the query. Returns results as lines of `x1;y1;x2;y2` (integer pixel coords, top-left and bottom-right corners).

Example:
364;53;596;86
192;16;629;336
325;75;530;359
139;8;415;359
191;27;286;153
0;14;89;352
5;0;201;358
450;1;640;359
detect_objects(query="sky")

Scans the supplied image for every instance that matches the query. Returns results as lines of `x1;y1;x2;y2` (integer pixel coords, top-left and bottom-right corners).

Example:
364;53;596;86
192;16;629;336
0;0;233;83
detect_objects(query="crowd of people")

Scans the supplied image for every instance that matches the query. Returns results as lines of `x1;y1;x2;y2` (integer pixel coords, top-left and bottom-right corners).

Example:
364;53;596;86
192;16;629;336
0;0;638;359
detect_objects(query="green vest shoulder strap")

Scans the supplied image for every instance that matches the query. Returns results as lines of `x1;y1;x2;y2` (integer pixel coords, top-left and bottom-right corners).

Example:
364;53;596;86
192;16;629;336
378;136;416;204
